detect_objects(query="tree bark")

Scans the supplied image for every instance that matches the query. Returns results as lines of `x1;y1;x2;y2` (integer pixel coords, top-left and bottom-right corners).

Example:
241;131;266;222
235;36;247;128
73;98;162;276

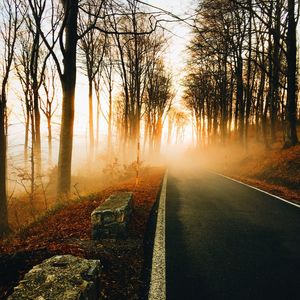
245;1;252;149
0;97;9;237
47;117;52;165
284;0;299;147
237;56;244;143
88;79;94;159
24;110;30;168
57;0;78;197
108;83;113;154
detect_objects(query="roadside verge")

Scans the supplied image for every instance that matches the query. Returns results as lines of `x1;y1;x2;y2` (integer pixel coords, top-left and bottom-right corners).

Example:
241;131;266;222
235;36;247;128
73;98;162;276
216;173;300;208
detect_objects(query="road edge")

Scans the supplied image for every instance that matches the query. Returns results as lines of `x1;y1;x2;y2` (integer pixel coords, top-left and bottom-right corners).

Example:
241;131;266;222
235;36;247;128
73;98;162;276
148;170;168;300
216;173;300;208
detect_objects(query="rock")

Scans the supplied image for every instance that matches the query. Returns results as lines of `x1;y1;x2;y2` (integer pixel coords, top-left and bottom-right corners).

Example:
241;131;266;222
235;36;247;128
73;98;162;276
8;255;101;300
91;192;133;239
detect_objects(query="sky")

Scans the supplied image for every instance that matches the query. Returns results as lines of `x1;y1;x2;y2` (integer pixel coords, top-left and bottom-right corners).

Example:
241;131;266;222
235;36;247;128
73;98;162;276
148;0;196;79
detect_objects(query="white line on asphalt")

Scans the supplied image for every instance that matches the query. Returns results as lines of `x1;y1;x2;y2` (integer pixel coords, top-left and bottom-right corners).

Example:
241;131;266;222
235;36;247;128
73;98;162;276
148;170;168;300
216;173;300;209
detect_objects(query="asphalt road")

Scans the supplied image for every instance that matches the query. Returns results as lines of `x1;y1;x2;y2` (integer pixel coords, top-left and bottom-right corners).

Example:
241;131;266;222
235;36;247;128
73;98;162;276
166;167;300;300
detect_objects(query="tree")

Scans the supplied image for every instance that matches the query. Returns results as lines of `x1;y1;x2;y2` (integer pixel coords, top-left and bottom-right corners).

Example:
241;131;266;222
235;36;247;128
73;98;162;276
15;31;33;168
79;2;107;159
102;38;116;154
112;6;171;159
0;0;21;237
185;0;299;149
175;111;189;144
284;0;299;147
28;0;80;197
145;59;173;154
18;0;52;175
29;0;161;197
41;62;58;165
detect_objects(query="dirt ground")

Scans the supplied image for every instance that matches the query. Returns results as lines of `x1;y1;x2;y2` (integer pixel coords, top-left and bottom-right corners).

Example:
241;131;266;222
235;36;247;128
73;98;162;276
0;167;165;300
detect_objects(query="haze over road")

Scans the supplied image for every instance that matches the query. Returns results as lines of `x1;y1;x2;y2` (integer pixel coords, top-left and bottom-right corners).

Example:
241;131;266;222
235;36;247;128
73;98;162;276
166;165;300;300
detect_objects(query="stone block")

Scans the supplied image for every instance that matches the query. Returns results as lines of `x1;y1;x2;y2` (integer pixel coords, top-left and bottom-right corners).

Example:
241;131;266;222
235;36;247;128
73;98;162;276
91;192;133;239
8;255;101;300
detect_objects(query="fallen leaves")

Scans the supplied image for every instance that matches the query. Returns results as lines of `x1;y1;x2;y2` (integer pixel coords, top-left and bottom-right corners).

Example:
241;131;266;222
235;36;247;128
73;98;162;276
218;144;300;203
0;167;165;300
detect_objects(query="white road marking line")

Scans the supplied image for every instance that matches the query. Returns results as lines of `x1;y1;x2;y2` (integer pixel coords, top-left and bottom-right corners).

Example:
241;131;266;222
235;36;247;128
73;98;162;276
148;170;168;300
215;173;300;209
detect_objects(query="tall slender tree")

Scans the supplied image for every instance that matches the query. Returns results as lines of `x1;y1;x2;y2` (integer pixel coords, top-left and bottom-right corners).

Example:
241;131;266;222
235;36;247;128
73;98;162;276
0;0;21;237
79;2;107;159
285;0;299;146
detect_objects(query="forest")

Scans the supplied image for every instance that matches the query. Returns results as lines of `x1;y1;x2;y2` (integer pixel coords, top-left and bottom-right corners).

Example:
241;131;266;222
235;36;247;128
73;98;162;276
0;0;299;235
184;0;299;150
0;0;177;238
0;0;299;298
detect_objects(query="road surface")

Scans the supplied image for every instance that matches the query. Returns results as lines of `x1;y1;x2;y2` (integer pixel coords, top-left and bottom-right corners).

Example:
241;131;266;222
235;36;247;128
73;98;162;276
166;167;300;300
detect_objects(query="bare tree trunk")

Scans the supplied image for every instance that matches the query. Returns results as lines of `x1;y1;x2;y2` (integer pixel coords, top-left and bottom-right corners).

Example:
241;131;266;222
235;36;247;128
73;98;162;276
228;73;234;138
135;137;140;185
94;78;101;154
192;110;195;147
47;117;52;165
30;110;36;217
107;84;113;154
221;56;228;145
33;90;41;175
256;69;265;141
95;96;100;154
0;97;9;237
57;83;76;197
24;110;30;168
284;0;299;147
115;33;129;151
167;117;173;144
0;0;19;236
57;0;78;197
149;118;154;154
263;96;270;150
237;56;244;143
143;113;149;154
245;1;252;149
268;1;281;143
155;117;163;154
88;79;94;159
31;14;42;176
